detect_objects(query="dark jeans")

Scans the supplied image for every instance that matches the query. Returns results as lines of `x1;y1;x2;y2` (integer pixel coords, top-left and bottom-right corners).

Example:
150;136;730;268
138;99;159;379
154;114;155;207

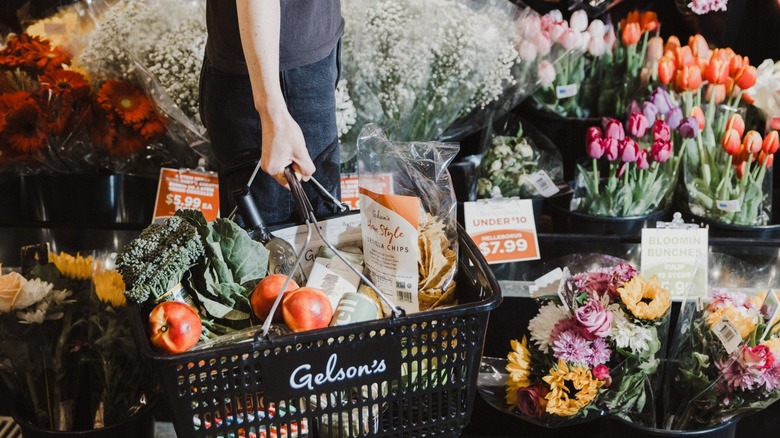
199;45;341;225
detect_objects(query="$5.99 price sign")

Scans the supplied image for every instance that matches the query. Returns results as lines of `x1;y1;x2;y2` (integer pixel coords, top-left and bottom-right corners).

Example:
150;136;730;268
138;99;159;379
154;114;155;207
153;168;220;222
463;199;540;264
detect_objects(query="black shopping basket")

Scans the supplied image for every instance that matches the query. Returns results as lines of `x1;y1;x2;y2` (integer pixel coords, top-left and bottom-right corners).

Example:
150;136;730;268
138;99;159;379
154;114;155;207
129;193;501;438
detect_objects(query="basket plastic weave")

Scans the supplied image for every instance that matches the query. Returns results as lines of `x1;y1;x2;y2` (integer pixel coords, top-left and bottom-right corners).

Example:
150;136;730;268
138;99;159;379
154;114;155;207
129;224;501;438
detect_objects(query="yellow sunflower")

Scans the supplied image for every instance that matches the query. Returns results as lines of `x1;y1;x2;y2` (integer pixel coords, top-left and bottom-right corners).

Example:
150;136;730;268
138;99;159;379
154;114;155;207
542;359;603;417
706;306;758;340
49;251;92;280
506;337;532;407
618;275;671;320
94;270;126;308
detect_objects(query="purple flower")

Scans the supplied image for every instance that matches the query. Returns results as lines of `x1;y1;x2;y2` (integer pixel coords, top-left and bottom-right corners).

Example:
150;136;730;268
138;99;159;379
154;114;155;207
649;87;674;115
627;100;642;116
665;106;684;130
678;116;700;139
551;329;590;364
604;118;625;141
575;298;614;339
627;113;649;138
619;138;640;163
586;337;612;367
653;120;671;142
651;139;673;163
643;101;659;123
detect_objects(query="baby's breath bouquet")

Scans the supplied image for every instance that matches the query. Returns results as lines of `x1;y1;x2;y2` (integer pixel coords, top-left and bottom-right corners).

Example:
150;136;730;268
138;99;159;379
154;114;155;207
0;251;153;431
340;0;544;157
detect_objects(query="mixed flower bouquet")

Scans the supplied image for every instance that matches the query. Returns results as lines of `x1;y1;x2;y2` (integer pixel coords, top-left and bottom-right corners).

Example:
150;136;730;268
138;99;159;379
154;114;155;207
339;0;548;157
571;87;696;217
657;288;780;430
476;116;563;199
747;58;780;132
0;251;153;431
497;258;671;427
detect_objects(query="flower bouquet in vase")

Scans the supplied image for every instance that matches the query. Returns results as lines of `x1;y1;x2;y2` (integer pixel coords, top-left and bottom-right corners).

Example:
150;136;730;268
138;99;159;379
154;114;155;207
0;250;155;433
478;255;671;427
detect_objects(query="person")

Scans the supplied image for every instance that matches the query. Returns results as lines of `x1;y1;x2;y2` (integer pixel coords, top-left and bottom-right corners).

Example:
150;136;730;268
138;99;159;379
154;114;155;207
199;0;344;224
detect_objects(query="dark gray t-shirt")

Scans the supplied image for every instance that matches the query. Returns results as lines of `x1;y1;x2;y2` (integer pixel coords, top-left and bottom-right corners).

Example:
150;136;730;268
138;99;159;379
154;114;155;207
205;0;344;74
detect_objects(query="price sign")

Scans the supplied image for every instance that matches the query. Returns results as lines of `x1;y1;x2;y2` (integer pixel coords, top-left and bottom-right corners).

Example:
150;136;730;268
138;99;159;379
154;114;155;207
153;168;220;222
463;199;540;264
641;227;708;300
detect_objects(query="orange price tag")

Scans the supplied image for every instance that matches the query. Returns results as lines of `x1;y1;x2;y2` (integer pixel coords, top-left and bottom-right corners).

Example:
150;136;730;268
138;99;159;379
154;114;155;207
153;168;220;222
340;172;393;210
463;199;540;264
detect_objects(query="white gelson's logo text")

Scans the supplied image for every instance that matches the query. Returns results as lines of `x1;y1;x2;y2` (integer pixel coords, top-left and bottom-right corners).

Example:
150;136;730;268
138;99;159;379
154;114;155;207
289;353;387;391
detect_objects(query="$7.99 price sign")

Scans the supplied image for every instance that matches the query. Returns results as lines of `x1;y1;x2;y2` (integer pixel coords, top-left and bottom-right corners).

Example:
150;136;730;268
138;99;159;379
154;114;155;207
463;199;540;264
153;168;220;222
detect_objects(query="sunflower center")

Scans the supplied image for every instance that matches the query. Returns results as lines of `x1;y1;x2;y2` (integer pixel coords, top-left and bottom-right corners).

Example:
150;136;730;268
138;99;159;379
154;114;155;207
563;379;576;394
119;97;134;110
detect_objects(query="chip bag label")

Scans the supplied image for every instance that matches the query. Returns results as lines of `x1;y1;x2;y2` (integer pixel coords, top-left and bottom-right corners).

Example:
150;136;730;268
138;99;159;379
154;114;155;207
359;187;420;313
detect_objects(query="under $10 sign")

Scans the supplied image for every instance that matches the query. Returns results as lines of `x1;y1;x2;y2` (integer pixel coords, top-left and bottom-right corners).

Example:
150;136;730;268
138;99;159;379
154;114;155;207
463;199;540;264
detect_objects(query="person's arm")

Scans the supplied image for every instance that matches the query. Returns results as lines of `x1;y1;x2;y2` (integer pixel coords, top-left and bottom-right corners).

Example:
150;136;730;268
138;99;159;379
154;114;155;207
236;0;315;186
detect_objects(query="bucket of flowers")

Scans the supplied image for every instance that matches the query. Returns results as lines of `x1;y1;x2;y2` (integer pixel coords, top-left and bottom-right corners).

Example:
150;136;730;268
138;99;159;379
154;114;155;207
477;254;671;428
0;250;156;435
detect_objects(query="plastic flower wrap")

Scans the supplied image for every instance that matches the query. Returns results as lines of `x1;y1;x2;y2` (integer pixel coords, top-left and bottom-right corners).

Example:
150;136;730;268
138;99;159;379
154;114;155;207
476;114;564;199
746;58;780;131
0;251;153;431
478;255;671;428
658;288;780;430
339;0;546;164
571;87;695;217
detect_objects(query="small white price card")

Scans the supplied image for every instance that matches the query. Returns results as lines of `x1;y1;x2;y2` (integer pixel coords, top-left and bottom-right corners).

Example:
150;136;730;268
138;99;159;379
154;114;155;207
463;199;540;264
153;168;220;222
641;227;708;300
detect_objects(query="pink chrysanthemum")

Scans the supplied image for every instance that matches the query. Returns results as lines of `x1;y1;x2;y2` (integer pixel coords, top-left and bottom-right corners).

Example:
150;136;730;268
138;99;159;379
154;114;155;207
552;329;590;364
586;337;612;367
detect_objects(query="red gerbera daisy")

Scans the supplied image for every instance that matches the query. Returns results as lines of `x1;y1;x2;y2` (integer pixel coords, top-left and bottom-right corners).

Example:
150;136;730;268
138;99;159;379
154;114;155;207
0;91;38;135
2;100;47;154
97;79;154;125
39;70;93;136
137;113;167;140
39;69;90;102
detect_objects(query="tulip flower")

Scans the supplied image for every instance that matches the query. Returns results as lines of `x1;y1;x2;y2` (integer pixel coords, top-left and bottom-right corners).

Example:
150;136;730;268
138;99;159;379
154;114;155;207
705;54;729;85
604;138;620;161
728;55;748;77
762;131;779;155
688;34;710;60
690;106;705;130
666;107;684;130
621;22;641;46
537;60;556;87
643;101;659;123
674;46;696;68
735;161;747;180
743;130;763;154
640;11;659;32
664;35;681;56
653;120;671;142
721;129;742;156
675;65;703;92
570;9;588;33
762;153;775;169
619;138;640;162
604;118;625;141
636;149;650;170
587;137;606;159
651;138;672;162
645;36;664;66
627;113;649;138
734;65;758;90
658;56;675;85
705;84;726;105
678;116;700;139
725;113;745;138
649;87;674;115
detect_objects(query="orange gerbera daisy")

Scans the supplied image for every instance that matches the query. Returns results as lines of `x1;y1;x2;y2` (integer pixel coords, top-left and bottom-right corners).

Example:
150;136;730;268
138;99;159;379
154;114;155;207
39;69;91;102
2;100;47;154
39;70;92;136
97;79;154;125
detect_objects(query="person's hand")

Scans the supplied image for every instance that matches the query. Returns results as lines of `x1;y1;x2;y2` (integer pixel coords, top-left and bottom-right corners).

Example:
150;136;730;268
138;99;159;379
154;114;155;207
259;110;315;188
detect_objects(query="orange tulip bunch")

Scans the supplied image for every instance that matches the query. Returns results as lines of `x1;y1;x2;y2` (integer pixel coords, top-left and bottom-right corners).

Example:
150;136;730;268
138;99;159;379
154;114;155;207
686;112;778;225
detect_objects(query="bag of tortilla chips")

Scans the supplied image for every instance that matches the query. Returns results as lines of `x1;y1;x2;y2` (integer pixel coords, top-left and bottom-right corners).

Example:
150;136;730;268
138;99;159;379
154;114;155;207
356;124;459;314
